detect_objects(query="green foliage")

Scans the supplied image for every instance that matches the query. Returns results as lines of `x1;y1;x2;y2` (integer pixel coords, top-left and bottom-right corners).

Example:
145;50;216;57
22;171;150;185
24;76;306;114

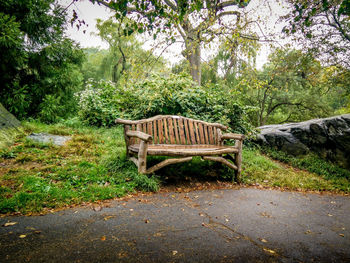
76;73;252;133
282;0;350;69
263;148;350;188
0;0;84;121
0;121;160;214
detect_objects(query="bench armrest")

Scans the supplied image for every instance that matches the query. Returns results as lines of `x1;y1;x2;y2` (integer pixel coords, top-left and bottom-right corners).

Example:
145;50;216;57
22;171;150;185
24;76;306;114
221;133;245;141
126;130;153;142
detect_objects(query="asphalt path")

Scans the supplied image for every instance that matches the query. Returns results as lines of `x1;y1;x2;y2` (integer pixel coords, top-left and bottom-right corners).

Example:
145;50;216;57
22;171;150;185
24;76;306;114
1;188;349;262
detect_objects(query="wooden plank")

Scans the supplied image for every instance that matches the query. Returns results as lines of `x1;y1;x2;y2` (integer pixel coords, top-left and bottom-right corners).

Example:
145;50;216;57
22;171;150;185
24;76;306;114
153;120;158;144
213;126;218;145
130;124;136;144
142;123;147;133
147;122;153;144
116;115;228;130
158;119;164;144
178;118;186;145
168;117;175;144
163;118;169;144
146;157;193;174
173;118;180;144
203;124;209;144
183;118;190;145
198;123;205;144
193;122;200;144
208;126;214;144
188;120;196;144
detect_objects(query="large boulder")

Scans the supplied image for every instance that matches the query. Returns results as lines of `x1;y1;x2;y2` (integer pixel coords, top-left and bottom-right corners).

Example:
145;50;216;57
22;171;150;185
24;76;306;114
255;114;350;169
0;103;21;129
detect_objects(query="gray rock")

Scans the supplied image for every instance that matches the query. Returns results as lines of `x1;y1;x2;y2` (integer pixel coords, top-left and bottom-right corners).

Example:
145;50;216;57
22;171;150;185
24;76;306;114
27;133;71;146
0;103;21;129
255;114;350;169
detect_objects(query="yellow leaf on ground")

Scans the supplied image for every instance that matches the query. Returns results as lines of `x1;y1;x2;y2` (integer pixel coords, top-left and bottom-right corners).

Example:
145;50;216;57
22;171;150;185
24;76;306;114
4;222;17;227
100;235;106;241
263;248;276;254
19;234;26;238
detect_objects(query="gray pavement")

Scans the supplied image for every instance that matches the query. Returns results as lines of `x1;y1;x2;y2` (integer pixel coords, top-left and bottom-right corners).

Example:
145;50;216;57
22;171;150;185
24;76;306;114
0;188;350;262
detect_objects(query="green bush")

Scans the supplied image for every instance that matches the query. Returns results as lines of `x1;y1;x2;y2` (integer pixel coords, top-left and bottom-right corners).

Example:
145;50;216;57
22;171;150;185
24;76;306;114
76;73;252;133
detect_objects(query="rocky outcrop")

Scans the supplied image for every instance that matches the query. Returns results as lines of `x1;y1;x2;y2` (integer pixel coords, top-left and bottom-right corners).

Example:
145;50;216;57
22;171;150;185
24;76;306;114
255;114;350;169
0;103;21;129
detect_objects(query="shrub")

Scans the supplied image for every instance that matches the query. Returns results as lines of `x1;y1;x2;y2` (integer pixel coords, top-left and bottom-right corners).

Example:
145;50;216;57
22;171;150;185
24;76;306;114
76;74;253;133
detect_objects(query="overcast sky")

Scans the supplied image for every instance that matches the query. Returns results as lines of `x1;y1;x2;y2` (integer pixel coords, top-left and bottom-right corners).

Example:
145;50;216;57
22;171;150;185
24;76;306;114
61;0;289;68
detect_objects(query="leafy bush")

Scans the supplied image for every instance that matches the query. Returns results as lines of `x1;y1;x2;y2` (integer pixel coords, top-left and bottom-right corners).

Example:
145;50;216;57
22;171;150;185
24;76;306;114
76;73;252;133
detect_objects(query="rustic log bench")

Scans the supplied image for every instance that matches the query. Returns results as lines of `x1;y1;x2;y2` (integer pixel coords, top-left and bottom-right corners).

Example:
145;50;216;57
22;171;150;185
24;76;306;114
115;115;245;182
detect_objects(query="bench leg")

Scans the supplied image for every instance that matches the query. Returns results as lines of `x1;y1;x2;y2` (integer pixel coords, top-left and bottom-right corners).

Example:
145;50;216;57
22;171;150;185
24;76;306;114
137;140;148;174
235;140;243;184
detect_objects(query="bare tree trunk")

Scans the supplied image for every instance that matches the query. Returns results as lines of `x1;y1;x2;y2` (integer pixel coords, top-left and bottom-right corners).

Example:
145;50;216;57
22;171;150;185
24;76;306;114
184;39;201;85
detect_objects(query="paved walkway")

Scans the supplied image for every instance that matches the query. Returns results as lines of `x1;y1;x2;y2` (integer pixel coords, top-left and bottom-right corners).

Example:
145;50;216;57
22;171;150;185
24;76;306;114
1;188;349;262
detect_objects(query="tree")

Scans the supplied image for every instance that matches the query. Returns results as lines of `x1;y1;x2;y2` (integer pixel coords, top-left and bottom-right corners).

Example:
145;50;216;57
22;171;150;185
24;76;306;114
0;0;84;120
239;48;334;126
94;0;252;85
82;17;167;83
282;0;350;68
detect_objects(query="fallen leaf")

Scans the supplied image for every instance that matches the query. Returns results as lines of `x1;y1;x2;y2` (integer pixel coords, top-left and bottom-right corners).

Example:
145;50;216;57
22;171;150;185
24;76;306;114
199;213;205;217
327;214;333;217
104;215;115;221
172;250;178;256
93;206;102;212
259;238;268;243
225;219;229;222
153;233;163;237
101;235;106;241
145;219;149;224
263;248;276;254
3;222;17;227
129;209;134;211
19;234;26;238
305;230;312;234
339;233;344;237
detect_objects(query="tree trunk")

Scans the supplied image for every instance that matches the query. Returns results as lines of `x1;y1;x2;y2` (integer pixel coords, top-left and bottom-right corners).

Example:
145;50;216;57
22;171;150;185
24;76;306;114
184;39;201;85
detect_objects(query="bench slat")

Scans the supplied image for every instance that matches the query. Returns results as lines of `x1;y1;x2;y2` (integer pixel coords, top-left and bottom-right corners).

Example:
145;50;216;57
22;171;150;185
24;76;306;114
168;117;175;144
203;124;209;144
163;118;169;144
183;118;191;145
173;118;180;144
147;122;153;143
198;123;205;144
178;118;186;144
158;119;164;144
208;126;214;144
153;120;158;144
193;122;200;144
188;120;196;144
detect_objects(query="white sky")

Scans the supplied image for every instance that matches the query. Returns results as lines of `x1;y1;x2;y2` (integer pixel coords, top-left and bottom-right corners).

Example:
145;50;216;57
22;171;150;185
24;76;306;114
61;0;289;69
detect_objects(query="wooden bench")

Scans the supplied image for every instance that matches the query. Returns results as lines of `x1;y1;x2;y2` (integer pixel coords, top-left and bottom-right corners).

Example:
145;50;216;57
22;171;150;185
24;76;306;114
115;115;245;182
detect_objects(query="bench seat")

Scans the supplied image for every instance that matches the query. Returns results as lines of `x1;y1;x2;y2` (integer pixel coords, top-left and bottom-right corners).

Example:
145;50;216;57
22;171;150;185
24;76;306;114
129;144;239;156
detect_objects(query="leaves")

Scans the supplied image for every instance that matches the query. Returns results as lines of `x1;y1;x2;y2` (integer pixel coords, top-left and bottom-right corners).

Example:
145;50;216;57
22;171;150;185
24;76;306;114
3;222;17;227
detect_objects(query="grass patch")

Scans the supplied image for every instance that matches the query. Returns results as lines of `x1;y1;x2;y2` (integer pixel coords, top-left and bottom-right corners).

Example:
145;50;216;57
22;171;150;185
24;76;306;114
1;120;349;214
0;121;159;214
261;148;350;192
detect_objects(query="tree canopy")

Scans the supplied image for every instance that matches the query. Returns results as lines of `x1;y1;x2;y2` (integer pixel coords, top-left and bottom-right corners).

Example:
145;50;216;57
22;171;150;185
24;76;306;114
282;0;350;68
0;0;84;121
93;0;252;85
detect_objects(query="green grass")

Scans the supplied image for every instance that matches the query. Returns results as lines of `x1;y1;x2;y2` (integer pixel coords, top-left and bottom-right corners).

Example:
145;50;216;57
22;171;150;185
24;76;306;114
1;120;349;215
242;147;350;192
0;120;158;214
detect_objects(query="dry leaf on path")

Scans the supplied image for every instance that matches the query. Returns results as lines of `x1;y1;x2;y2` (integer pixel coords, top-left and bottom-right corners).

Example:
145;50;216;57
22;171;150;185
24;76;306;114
19;234;26;238
101;235;106;241
172;250;178;255
3;222;17;227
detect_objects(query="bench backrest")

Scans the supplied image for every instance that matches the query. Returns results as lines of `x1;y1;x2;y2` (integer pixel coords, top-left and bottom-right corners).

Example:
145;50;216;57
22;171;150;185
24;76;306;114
116;115;228;146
